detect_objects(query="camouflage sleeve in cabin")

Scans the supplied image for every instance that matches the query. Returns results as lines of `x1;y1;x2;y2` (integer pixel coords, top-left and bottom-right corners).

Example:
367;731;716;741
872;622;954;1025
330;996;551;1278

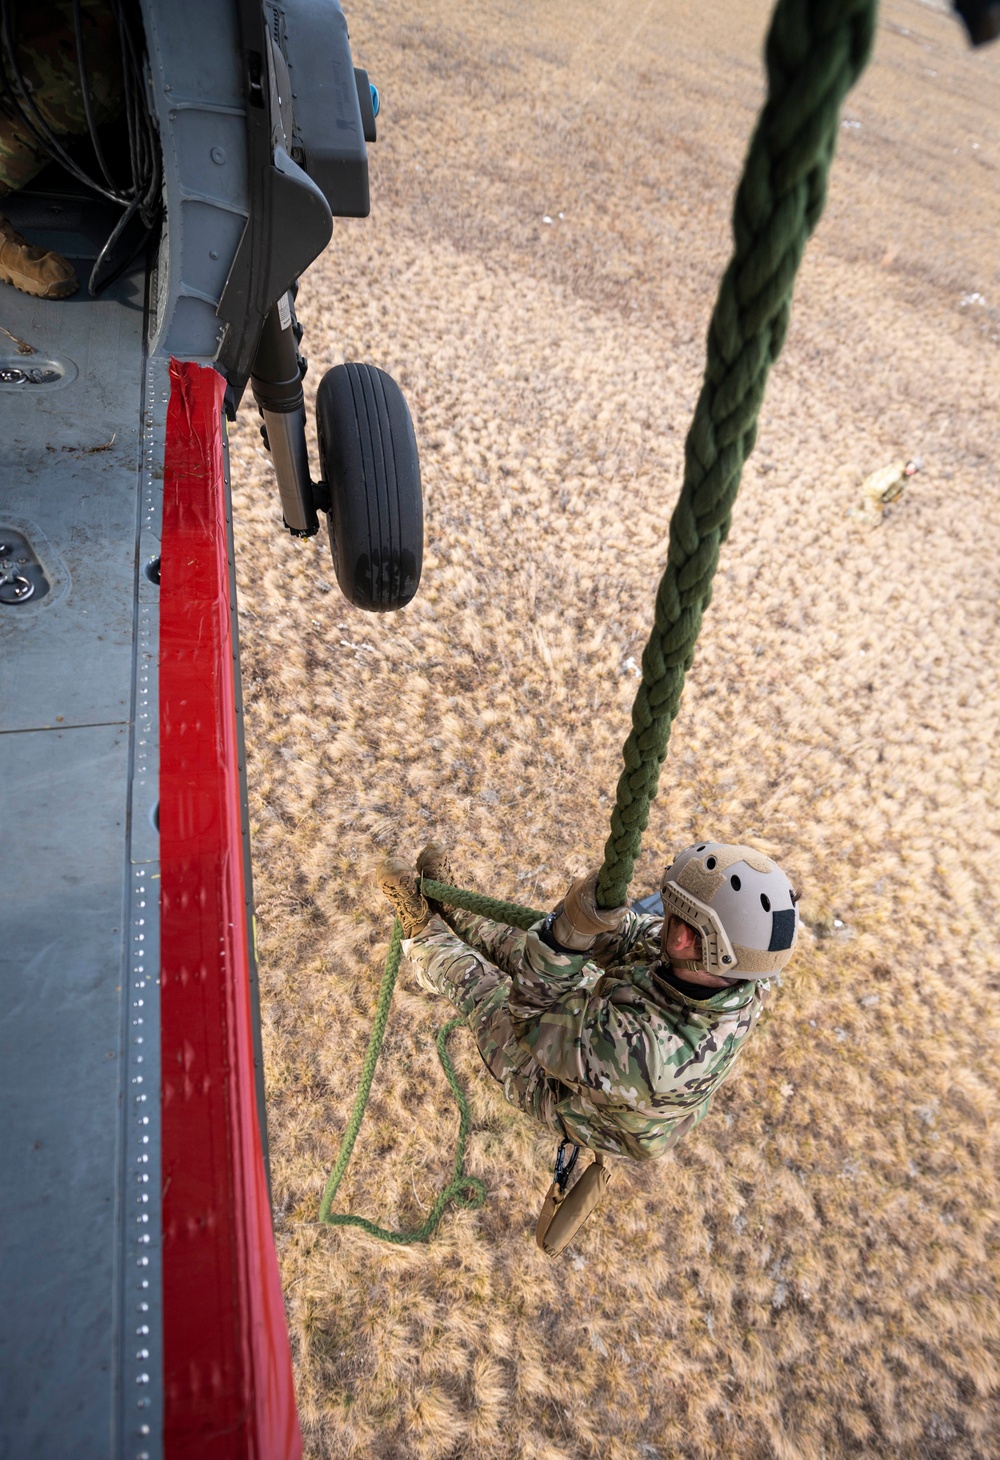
507;915;770;1158
0;1;123;197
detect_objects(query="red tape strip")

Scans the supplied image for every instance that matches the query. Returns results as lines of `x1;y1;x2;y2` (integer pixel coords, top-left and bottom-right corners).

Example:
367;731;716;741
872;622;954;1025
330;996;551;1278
159;359;300;1460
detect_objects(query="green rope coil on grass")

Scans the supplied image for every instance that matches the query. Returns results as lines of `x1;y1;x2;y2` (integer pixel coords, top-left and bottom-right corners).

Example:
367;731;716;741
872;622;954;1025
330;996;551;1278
319;0;877;1240
595;0;878;908
318;888;544;1240
318;920;487;1241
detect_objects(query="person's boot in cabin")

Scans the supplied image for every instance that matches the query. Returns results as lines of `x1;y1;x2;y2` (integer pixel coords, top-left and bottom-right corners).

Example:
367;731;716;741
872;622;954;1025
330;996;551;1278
0;0;125;301
0;214;78;299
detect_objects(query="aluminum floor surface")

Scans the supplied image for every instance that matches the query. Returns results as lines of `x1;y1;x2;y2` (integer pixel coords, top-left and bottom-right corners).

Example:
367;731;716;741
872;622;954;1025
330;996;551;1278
0;190;165;1460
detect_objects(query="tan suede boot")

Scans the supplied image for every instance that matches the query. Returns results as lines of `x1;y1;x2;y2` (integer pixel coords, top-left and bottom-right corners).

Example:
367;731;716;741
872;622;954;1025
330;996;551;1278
374;856;432;937
416;841;451;885
414;840;449;881
416;841;452;915
0;214;79;299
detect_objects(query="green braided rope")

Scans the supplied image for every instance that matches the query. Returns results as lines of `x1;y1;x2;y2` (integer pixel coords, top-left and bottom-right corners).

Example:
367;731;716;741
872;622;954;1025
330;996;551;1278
320;0;878;1240
594;0;878;908
319;918;486;1241
420;879;544;931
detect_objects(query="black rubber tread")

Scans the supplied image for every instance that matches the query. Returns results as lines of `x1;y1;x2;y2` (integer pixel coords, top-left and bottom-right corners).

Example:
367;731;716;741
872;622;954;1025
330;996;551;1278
315;363;423;611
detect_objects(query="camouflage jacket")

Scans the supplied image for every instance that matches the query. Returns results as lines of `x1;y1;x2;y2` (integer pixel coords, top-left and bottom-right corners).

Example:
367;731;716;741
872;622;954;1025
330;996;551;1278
510;910;770;1160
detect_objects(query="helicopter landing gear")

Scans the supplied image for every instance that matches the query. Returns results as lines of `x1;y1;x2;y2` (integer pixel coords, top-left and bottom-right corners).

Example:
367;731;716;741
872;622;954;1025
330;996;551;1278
315;363;422;612
249;293;422;612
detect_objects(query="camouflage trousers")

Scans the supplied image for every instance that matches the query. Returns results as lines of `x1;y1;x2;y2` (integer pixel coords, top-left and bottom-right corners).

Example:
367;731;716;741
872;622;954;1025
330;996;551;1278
0;1;123;198
406;910;574;1142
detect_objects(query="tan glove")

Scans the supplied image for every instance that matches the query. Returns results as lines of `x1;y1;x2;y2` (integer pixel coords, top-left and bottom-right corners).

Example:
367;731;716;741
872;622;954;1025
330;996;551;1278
550;870;627;951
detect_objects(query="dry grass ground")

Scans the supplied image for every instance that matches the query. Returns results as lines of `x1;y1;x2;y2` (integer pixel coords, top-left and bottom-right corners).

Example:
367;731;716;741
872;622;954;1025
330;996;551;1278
227;1;1000;1455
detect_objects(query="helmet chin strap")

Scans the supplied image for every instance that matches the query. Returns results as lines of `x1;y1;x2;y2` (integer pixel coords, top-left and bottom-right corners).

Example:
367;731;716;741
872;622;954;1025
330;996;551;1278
670;956;708;973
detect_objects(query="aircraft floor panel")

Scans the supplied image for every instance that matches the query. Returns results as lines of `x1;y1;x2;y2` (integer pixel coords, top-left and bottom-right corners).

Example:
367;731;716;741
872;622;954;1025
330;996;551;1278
0;195;148;734
0;724;163;1460
1;191;164;1460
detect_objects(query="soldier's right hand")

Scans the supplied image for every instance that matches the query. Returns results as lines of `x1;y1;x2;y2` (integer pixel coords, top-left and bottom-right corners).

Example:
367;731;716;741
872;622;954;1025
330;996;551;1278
551;870;627;951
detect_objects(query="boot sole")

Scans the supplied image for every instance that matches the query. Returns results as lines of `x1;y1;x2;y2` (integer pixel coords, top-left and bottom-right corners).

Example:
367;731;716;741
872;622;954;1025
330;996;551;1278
0;267;79;301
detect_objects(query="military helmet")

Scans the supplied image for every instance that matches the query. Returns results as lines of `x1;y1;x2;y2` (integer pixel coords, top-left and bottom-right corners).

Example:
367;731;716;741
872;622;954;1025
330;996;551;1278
660;842;799;980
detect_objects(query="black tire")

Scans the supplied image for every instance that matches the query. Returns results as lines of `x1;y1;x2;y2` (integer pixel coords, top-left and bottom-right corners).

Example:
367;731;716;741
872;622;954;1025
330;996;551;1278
315;363;423;611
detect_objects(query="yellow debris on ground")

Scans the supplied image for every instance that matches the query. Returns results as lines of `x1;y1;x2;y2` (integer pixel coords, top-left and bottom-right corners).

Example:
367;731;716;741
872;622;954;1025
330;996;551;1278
851;457;921;524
